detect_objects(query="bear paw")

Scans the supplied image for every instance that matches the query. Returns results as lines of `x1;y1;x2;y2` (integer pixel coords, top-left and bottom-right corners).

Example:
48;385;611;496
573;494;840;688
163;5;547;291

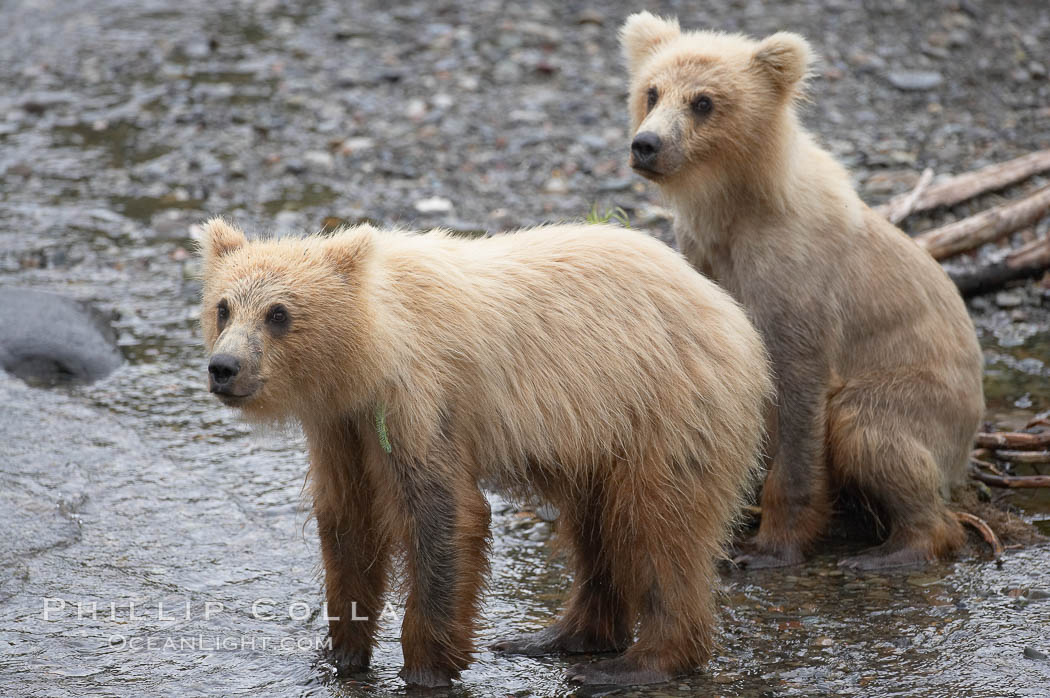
399;665;454;688
492;625;627;656
567;657;674;686
839;542;931;570
732;537;805;569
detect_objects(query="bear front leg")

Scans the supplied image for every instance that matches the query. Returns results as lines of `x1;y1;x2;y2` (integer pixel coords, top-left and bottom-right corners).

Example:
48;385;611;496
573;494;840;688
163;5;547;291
308;420;390;675
391;452;491;687
736;364;831;568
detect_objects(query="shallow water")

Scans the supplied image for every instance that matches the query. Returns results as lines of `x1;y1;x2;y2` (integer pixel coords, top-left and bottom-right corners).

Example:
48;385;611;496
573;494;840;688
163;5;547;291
2;1;1050;696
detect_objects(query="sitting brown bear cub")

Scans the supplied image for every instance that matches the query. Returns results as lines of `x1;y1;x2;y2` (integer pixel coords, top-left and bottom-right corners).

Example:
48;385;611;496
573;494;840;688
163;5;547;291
620;12;985;570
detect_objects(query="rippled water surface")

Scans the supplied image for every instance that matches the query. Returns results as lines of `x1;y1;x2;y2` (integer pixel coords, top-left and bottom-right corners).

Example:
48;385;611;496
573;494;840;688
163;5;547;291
2;1;1050;696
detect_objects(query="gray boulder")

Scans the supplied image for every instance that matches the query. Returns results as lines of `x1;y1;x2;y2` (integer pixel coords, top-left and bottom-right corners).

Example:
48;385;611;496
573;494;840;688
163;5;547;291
0;288;122;384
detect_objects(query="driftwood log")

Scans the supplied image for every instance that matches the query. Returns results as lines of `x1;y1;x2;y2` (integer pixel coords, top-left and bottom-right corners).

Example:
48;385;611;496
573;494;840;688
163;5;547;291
915;184;1050;260
971;431;1050;488
975;430;1050;450
990;449;1050;465
873;150;1050;292
877;149;1050;224
950;235;1050;297
971;468;1050;488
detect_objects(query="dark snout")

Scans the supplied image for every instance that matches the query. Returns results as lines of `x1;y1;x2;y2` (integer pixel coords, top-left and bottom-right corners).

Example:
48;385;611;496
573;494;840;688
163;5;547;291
630;131;663;170
208;353;241;394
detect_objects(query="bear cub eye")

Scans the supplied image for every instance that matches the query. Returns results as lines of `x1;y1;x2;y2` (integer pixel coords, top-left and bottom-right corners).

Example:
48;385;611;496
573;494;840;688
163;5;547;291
216;299;230;331
266;304;290;333
692;94;714;117
646;86;658;111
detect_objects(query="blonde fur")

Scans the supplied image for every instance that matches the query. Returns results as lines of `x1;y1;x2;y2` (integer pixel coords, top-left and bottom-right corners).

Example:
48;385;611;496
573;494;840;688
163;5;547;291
621;15;984;569
199;219;771;684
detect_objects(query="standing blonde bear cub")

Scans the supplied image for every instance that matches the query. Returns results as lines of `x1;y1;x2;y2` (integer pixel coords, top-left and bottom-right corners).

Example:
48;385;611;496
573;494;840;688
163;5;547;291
199;219;771;686
620;13;984;569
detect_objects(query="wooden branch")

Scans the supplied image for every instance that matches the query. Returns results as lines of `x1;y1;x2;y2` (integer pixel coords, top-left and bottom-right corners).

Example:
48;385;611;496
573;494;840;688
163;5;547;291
989;449;1050;464
877;149;1050;223
954;511;1004;562
975;430;1050;450
970;468;1050;488
971;455;1006;476
950;235;1050;297
916;185;1050;259
882;168;934;224
1008;234;1050;266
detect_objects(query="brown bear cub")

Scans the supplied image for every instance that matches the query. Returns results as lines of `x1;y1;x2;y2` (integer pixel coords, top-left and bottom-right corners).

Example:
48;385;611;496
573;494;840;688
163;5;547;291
199;219;771;686
620;13;984;570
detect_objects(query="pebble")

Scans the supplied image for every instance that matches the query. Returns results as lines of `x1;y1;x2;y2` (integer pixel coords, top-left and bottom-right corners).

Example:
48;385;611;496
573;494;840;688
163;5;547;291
405;98;427;121
337;137;374;154
996;291;1024;308
413;196;453;214
274;210;303;232
886;70;944;91
543;176;569;194
1023;646;1048;661
492;61;522;84
303;150;335;172
848;51;887;72
1012;68;1031;83
578;9;604;26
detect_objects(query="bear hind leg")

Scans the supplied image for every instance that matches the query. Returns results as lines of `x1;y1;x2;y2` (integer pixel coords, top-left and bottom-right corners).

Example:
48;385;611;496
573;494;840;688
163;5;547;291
493;484;633;657
830;406;966;570
569;475;717;685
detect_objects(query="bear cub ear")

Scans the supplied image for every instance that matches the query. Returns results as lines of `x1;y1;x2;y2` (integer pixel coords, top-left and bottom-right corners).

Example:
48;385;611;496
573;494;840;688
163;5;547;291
751;32;813;94
620;11;680;70
199;217;247;261
323;229;373;279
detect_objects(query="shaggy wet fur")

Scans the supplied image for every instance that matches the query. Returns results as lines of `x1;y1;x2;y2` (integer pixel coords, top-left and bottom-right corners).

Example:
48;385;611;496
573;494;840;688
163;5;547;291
199;219;771;686
620;13;985;570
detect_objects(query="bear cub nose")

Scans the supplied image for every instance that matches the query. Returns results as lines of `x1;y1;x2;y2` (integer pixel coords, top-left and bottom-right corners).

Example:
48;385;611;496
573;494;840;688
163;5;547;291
208;353;241;391
631;131;662;167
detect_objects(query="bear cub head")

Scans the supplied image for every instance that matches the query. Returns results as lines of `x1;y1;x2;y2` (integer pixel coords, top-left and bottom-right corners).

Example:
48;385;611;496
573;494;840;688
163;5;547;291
620;11;812;184
198;218;375;421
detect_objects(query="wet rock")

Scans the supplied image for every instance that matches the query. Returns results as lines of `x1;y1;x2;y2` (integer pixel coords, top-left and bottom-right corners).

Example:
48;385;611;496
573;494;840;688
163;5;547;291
543;176;569;194
848;51;887;73
335;137;375;155
0;288;122;385
20;90;77;115
996;291;1024;308
578;8;604;26
886;70;944;91
405;98;427;121
303;150;335;172
1012;68;1031;83
492;61;523;84
414;196;453;214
